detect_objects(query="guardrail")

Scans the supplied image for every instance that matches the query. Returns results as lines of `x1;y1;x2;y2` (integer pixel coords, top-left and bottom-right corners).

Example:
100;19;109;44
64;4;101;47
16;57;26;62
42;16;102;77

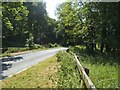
70;51;97;90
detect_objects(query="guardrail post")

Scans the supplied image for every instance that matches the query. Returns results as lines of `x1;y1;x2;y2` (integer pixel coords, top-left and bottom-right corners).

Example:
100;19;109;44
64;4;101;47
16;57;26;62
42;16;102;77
70;51;97;90
84;67;89;76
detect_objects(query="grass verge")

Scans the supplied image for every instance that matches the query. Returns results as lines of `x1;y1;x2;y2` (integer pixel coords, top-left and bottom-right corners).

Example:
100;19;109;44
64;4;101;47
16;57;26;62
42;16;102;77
70;45;119;88
2;56;60;88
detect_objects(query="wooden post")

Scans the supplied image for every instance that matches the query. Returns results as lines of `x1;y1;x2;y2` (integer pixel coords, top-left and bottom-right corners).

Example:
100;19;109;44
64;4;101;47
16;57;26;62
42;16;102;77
70;51;97;90
84;67;89;76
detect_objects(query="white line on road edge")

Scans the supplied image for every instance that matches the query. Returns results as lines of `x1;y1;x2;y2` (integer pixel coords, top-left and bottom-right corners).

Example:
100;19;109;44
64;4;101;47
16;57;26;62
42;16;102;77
7;66;33;78
1;65;34;81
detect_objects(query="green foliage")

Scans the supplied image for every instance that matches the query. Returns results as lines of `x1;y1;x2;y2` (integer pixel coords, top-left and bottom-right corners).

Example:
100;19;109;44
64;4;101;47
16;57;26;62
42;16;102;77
5;47;29;53
56;2;82;46
33;44;45;49
2;1;120;53
56;51;81;88
56;2;120;53
26;33;34;50
2;2;58;47
2;2;29;47
25;2;57;45
71;45;86;52
1;53;10;57
56;51;63;62
2;44;46;54
47;43;60;48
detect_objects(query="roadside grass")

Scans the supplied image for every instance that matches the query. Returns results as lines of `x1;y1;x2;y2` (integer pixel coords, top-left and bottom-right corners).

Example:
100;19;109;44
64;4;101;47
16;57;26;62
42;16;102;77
0;53;10;57
80;56;118;88
2;56;60;88
70;45;119;88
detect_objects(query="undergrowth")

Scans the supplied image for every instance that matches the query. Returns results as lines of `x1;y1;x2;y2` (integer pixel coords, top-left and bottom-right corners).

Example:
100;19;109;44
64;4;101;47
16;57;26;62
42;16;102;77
56;51;82;88
70;45;119;88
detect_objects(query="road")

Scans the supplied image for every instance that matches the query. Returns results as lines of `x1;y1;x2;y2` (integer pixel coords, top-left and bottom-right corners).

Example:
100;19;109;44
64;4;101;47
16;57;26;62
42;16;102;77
1;47;67;80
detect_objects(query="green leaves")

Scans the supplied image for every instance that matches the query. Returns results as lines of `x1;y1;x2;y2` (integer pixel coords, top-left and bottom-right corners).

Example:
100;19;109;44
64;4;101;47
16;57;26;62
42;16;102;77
2;2;29;46
4;17;13;30
26;33;34;49
56;2;119;53
2;2;58;47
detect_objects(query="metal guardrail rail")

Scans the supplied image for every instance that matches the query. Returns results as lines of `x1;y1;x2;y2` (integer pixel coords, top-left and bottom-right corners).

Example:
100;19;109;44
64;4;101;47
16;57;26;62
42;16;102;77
70;51;97;90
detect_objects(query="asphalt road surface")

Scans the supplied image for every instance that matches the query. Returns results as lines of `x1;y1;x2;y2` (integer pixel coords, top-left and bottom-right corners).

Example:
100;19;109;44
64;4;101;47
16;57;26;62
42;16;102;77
1;47;67;80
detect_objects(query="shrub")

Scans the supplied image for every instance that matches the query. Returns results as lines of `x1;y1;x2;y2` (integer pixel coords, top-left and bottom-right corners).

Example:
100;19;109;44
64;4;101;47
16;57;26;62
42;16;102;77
54;43;58;47
47;43;60;48
33;44;45;49
2;53;10;57
48;43;54;48
56;51;63;62
5;47;29;54
26;33;34;50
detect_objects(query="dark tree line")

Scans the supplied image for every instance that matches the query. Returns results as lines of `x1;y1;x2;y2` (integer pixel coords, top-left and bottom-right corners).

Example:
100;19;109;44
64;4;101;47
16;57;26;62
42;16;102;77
2;1;120;54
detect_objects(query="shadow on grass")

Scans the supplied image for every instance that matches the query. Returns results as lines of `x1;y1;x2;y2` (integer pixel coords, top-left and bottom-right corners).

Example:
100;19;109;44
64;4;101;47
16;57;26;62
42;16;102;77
70;46;119;66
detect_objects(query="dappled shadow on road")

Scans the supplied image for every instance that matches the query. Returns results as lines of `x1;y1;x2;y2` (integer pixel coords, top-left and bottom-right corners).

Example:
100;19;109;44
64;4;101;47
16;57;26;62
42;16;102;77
2;63;12;71
1;56;24;80
2;56;23;62
2;56;23;71
0;60;7;80
1;75;8;80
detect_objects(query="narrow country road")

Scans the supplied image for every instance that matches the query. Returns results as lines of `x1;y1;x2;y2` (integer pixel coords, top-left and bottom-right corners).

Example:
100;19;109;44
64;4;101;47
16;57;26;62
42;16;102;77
1;47;67;80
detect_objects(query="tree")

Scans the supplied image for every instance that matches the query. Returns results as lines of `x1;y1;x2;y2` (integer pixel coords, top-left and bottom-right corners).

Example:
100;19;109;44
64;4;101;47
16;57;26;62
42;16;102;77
56;2;83;46
2;2;29;47
56;1;120;53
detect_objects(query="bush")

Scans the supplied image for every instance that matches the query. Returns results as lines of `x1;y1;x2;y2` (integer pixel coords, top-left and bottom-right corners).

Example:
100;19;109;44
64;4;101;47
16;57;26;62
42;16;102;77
33;44;45;49
26;33;34;50
2;53;10;57
3;44;45;54
5;47;29;54
48;43;54;48
47;43;60;48
54;43;58;47
56;51;63;62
